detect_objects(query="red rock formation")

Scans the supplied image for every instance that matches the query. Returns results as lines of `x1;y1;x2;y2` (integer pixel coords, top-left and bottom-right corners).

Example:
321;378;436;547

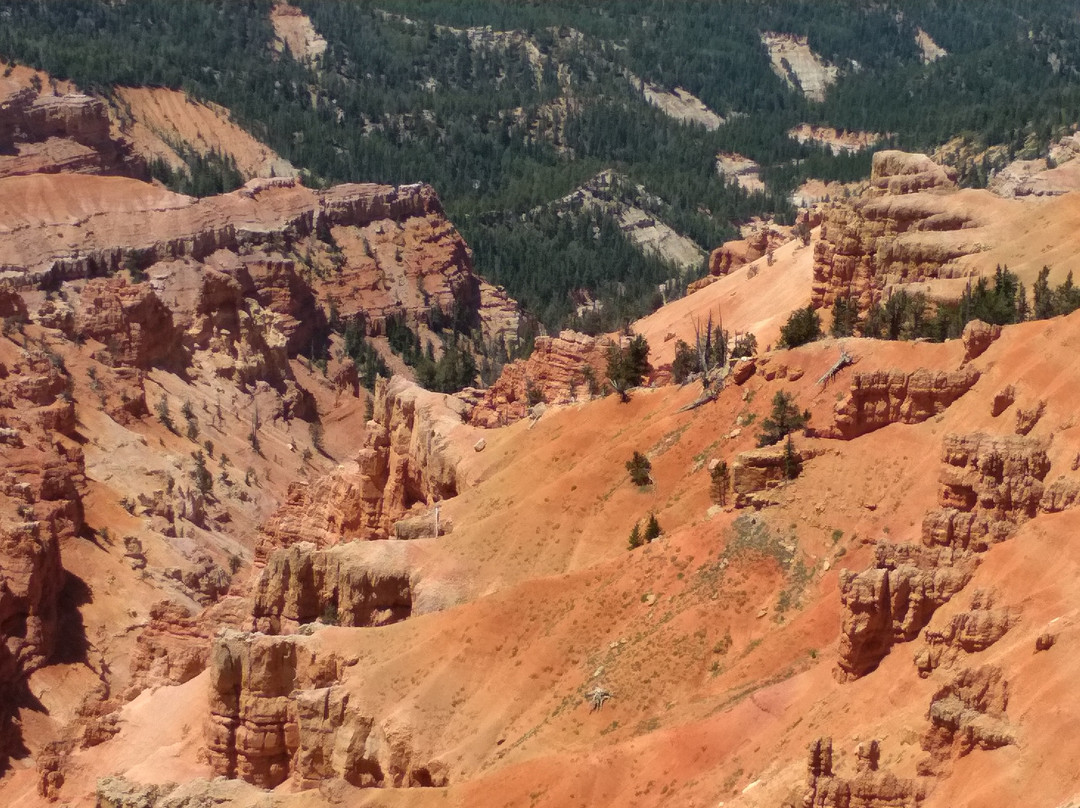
205;629;444;791
252;542;413;634
811;151;976;315
705;226;791;279
72;278;183;370
0;74;138;179
462;331;611;427
206;630;330;788
257;376;464;558
961;319;1001;363
923;432;1051;552
127;596;247;699
0;323;85;764
255;473;365;560
830;366;979;439
839;427;1075;681
318;200;522;347
914;590;1015;677
837;543;975;681
127;602;211;695
292;685;448;790
870;151;958;196
731;443;817;508
789;736;927;808
919;665;1014;774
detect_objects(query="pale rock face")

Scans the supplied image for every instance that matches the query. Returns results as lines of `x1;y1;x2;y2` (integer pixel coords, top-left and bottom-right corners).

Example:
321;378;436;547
270;3;328;66
760;32;839;102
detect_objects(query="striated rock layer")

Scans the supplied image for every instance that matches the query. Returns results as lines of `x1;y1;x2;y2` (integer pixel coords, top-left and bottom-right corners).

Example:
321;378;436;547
830;366;979;439
0;72;139;179
811;150;979;316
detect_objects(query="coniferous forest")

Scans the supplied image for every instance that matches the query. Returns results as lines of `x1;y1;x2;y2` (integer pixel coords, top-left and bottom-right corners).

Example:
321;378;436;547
4;0;1080;333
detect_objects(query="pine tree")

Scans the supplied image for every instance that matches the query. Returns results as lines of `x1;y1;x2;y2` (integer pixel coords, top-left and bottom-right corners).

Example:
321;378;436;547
757;391;810;447
643;512;661;542
626;451;652;486
783;435;801;480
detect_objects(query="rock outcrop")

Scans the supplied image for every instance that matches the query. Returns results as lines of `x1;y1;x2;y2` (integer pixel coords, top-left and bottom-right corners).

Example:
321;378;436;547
0;174;515;341
127;597;247;700
919;665;1014;774
257;376;464;556
830;366;979;439
205;630;442;790
292;686;448;790
839;428;1074;681
811;151;978;316
73;278;184;371
461;331;610;427
961;319;1002;363
923;432;1051;553
95;775;252;808
787;736;927;808
126;602;211;696
703;225;791;281
0;321;85;764
205;630;338;788
731;443;816;508
837;543;975;681
0;74;138;179
914;590;1015;677
760;33;838;102
253;542;413;634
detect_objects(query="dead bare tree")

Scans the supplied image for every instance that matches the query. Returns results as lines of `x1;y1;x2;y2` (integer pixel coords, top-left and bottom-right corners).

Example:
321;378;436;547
586;686;612;712
691;308;727;389
817;347;855;388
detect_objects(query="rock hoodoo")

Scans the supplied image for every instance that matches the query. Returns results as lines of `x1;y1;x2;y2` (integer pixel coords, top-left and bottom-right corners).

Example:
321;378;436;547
811;151;979;316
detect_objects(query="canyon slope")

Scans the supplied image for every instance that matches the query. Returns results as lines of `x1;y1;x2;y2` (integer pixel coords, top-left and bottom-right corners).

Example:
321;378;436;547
4;51;1080;808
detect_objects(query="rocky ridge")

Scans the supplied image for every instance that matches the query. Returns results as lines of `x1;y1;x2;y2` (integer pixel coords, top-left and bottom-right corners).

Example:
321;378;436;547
0;70;138;180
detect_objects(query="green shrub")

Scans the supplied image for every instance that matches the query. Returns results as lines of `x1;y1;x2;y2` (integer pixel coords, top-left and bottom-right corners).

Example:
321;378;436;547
626;451;652;486
607;334;651;401
643;512;661;542
778;305;822;349
757;391;810;447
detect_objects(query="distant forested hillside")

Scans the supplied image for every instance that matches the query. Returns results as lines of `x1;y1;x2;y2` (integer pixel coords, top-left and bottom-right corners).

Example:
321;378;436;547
2;0;1080;332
